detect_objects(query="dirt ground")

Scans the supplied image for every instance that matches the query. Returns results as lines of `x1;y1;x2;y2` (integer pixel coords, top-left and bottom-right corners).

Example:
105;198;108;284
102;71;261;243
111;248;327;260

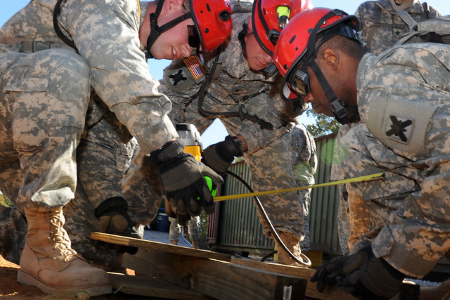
0;255;48;299
0;255;152;300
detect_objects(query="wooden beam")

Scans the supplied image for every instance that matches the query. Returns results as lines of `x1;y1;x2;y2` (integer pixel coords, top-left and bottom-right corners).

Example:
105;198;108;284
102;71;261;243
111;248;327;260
230;257;357;300
123;249;308;300
231;258;419;300
99;233;418;300
91;232;231;261
108;272;213;299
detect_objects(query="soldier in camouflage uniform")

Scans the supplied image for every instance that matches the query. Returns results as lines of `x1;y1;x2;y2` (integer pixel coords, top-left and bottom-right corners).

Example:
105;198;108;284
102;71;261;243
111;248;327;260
0;0;230;296
289;122;317;252
125;0;315;265
332;0;441;255
273;7;450;298
169;215;200;248
355;0;441;56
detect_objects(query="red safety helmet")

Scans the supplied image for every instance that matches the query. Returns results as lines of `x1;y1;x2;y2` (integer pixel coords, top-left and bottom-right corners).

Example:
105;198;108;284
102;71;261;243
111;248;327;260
252;0;313;56
273;8;362;124
147;0;232;62
191;0;233;55
273;8;359;99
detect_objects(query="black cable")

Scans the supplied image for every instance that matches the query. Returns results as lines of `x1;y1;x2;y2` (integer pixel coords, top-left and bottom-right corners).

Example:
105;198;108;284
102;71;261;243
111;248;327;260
53;0;77;50
226;170;311;267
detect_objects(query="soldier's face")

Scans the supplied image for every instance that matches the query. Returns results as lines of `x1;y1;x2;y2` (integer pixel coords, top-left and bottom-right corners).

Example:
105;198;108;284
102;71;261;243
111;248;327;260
303;64;354;117
303;65;335;116
245;32;272;71
149;11;195;60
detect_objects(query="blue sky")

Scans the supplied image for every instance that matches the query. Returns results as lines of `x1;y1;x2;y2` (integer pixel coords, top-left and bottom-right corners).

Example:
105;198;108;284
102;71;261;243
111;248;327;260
1;1;449;147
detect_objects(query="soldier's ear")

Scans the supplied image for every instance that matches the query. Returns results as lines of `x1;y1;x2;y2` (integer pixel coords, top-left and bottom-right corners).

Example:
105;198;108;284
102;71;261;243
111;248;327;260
323;48;338;70
164;0;184;14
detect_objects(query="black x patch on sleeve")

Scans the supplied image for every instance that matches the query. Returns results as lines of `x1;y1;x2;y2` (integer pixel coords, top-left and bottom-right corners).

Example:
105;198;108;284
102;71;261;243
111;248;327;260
385;115;414;144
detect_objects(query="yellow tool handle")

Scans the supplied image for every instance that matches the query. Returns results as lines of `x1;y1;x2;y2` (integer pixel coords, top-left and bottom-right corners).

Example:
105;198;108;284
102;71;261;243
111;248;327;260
214;172;385;202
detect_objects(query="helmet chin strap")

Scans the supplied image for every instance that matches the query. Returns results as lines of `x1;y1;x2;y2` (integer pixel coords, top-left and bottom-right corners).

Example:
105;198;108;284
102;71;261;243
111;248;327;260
238;23;276;78
309;60;360;124
146;0;193;59
238;22;250;60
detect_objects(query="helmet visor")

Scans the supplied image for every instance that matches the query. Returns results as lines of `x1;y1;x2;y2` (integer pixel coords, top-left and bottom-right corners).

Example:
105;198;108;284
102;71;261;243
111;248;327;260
289;68;310;96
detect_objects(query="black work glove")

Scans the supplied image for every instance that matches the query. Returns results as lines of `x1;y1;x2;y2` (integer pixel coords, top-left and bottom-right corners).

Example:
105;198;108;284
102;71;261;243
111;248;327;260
95;197;142;255
150;140;223;216
311;245;404;299
202;135;244;175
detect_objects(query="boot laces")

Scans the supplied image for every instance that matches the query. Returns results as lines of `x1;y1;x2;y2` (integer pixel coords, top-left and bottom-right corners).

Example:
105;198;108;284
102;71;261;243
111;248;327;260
49;211;77;261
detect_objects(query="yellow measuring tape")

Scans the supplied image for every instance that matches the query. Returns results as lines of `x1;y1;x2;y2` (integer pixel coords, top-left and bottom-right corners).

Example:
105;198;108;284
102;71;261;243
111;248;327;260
214;172;385;202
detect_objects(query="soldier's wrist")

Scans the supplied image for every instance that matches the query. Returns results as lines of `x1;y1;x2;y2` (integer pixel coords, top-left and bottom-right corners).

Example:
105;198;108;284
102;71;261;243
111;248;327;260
149;140;184;165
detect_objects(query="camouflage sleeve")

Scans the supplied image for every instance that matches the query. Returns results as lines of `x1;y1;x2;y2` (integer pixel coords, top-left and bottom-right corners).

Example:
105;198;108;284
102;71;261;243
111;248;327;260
162;57;205;96
353;44;450;277
354;3;365;32
58;0;177;153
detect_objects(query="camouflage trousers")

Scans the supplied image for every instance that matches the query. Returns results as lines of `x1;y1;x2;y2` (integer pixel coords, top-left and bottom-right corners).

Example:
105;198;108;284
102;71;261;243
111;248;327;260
121;149;164;229
244;133;305;239
67;110;158;268
297;187;311;251
169;216;200;242
0;49;89;262
0;49;89;210
0;49;154;268
336;123;450;278
0;206;26;264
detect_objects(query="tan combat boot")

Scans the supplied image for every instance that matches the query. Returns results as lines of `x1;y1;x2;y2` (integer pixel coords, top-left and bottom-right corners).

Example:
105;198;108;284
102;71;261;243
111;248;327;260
274;232;303;266
18;207;112;297
171;240;178;245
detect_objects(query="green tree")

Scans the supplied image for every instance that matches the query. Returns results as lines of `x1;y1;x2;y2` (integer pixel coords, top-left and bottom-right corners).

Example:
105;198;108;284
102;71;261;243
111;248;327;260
304;108;340;137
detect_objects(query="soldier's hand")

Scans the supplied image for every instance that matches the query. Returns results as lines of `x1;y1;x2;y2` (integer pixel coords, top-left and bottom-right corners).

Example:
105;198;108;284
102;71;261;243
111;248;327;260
150;140;223;216
95;197;142;255
202;135;244;175
310;245;404;299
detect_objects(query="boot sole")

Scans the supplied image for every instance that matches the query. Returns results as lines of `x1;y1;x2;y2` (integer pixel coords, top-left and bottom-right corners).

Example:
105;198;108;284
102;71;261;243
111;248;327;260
17;269;112;297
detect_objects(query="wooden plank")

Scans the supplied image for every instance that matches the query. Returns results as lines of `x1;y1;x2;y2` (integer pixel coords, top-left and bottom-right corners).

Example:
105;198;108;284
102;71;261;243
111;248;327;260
91;232;231;261
108;272;213;299
231;258;419;300
123;249;308;300
230;258;357;300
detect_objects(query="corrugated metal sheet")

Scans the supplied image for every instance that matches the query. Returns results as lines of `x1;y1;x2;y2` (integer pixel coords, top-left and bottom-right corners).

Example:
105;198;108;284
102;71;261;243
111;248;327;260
211;161;274;255
309;133;342;255
210;133;343;256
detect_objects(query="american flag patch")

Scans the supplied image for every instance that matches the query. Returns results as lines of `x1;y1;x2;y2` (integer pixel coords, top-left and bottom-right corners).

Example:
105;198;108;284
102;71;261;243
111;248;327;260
184;56;205;80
